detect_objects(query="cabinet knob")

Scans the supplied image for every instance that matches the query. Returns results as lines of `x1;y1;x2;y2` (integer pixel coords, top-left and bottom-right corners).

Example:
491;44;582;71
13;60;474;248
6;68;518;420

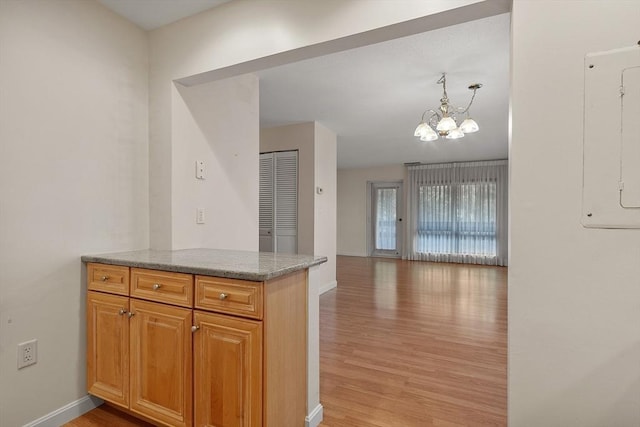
127;312;136;318
219;293;228;301
100;276;109;282
191;325;200;333
118;308;127;316
152;283;162;290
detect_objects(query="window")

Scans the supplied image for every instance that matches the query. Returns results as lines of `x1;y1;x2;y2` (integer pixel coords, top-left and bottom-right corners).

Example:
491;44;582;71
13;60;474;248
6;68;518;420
417;182;496;256
405;161;508;266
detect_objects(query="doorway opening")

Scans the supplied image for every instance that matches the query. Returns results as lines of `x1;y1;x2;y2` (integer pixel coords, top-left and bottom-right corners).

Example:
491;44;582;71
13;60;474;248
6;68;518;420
368;181;403;258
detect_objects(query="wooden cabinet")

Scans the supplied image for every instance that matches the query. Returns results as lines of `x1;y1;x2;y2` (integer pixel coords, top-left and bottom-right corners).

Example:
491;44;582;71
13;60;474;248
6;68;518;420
130;299;193;426
86;263;192;427
86;291;129;407
131;268;194;308
194;311;262;427
86;262;308;427
88;263;129;295
86;290;192;426
195;276;263;320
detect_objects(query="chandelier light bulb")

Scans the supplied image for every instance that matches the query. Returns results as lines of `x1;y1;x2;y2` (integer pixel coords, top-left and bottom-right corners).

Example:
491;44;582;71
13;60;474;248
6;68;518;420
460;118;479;133
446;128;465;140
419;126;438;141
436;116;457;132
414;122;429;137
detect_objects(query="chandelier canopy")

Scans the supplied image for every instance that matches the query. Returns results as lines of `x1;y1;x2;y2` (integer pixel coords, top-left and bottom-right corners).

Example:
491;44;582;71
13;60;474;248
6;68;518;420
414;73;482;141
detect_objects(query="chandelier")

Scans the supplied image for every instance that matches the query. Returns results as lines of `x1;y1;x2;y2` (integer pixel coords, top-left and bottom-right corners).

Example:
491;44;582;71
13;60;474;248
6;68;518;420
413;73;482;141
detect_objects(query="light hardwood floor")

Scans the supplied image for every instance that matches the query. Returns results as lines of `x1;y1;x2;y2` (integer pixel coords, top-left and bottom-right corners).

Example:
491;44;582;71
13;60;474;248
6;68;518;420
318;256;507;427
65;256;507;427
63;404;154;427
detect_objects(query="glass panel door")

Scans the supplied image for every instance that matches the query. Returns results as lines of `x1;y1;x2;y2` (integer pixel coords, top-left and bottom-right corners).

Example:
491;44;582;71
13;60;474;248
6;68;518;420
371;182;402;257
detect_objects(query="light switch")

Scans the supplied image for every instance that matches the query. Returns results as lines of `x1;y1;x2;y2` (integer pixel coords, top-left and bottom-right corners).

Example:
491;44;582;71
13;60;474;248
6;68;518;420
196;160;205;179
196;208;205;224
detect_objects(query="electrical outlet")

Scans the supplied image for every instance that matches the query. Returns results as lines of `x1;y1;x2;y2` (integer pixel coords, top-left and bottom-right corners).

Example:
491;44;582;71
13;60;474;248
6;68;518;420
195;160;205;179
17;339;37;369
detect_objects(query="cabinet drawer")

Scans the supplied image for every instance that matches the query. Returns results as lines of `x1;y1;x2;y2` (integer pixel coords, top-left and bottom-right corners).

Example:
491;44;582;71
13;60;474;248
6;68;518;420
88;263;130;295
130;268;193;308
195;276;263;320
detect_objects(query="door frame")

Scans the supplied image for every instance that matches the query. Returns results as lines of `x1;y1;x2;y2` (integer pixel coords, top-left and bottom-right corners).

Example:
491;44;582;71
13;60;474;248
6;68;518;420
366;181;403;258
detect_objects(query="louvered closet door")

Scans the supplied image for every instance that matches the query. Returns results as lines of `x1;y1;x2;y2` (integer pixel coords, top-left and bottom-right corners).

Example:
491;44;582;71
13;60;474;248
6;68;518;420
274;151;298;254
258;151;298;254
259;153;274;252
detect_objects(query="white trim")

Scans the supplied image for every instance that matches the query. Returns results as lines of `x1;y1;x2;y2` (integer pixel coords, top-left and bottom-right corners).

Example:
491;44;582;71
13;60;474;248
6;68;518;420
366;181;373;256
305;403;324;427
368;180;403;259
318;280;337;295
336;251;367;257
23;395;103;427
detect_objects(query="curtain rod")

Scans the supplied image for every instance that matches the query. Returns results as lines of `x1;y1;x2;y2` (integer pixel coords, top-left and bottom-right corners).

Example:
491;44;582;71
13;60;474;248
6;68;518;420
403;159;508;167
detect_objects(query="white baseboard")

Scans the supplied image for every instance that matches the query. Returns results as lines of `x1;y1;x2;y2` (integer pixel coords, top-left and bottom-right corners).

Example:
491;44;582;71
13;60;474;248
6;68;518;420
305;403;323;427
24;395;103;427
336;252;367;257
319;280;337;295
26;394;317;427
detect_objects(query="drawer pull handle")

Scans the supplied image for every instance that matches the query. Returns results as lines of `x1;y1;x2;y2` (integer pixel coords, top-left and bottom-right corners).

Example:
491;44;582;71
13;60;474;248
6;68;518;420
118;308;127;316
100;276;109;282
152;283;162;290
219;293;228;301
191;325;200;333
127;312;136;318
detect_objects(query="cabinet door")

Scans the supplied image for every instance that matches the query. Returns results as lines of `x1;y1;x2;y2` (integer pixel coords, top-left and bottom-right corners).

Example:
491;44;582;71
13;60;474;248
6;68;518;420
129;299;193;427
194;311;263;427
87;291;129;408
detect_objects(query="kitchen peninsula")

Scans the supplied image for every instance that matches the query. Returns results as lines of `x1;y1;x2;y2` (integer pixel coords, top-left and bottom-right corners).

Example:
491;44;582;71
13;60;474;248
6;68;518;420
81;248;327;427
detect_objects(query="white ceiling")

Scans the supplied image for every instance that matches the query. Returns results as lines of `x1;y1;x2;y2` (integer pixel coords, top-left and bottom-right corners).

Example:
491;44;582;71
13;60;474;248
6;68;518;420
257;13;510;169
97;0;231;30
97;0;510;169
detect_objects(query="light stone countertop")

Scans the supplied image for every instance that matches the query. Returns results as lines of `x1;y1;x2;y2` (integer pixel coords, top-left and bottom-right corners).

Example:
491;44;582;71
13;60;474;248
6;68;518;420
81;248;327;281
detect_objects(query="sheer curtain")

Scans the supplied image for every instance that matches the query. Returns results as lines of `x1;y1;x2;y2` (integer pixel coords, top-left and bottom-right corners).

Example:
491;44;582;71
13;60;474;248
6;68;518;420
404;160;508;266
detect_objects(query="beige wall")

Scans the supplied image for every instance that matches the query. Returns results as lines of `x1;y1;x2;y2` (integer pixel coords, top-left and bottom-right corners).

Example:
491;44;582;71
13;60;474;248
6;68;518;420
259;122;337;288
0;1;149;425
313;123;338;293
261;122;337;413
311;122;337;412
337;165;405;256
172;75;259;250
510;1;640;424
260;123;316;255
